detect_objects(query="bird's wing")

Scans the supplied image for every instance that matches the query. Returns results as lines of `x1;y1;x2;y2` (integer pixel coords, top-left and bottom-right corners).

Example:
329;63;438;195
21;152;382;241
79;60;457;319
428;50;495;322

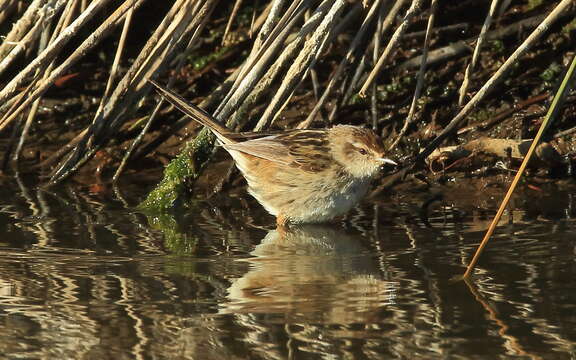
224;130;333;173
223;136;293;166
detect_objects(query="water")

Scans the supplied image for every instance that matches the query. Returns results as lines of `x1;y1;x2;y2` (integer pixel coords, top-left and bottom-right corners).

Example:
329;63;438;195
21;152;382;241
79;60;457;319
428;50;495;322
0;177;575;359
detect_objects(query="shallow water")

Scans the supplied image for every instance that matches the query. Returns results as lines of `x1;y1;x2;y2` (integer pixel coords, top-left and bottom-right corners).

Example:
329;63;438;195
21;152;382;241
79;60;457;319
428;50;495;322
0;177;575;359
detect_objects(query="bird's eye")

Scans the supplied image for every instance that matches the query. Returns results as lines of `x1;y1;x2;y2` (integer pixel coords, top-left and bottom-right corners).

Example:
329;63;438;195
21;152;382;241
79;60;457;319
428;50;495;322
358;148;367;155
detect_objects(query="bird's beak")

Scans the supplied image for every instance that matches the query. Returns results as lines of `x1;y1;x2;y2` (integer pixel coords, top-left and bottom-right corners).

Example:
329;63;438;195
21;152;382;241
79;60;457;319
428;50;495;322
378;158;398;166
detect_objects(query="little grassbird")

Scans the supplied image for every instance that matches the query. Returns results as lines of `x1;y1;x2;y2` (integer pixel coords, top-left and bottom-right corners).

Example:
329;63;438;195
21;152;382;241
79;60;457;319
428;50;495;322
149;80;397;226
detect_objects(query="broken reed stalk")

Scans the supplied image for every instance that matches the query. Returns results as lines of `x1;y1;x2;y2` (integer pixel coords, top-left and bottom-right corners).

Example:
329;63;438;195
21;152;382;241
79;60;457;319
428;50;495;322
49;0;206;185
0;0;112;106
372;0;574;195
339;0;407;113
41;0;185;172
370;4;385;130
297;0;383;129
0;9;45;77
216;0;305;118
13;0;78;164
0;0;45;60
113;1;214;182
222;0;243;45
388;0;437;149
99;7;133;110
458;0;499;106
415;0;572;163
256;0;346;129
0;0;140;134
462;53;576;280
359;0;422;97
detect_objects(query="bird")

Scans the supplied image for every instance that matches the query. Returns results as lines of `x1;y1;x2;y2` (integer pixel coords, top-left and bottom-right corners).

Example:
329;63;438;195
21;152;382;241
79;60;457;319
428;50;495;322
149;80;397;227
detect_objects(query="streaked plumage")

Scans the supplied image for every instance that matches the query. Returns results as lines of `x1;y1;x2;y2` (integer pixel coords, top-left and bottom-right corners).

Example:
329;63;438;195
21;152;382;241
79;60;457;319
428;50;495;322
149;80;396;225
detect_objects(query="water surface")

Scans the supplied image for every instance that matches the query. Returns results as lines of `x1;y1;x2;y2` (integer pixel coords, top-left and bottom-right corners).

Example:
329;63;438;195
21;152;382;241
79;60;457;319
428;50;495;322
0;177;575;359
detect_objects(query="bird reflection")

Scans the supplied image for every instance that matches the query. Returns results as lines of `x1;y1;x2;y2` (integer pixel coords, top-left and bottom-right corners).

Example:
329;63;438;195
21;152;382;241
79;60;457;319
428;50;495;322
221;225;398;324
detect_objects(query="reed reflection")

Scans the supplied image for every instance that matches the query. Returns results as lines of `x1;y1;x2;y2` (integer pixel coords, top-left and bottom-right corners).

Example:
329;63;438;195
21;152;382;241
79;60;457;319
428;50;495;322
0;177;574;359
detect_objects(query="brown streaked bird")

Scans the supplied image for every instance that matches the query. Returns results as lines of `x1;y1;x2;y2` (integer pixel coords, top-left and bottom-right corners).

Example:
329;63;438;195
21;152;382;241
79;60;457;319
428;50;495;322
149;80;397;226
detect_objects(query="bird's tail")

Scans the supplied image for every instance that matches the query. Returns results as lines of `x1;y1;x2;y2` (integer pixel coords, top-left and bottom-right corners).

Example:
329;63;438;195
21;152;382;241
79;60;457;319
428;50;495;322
148;79;233;144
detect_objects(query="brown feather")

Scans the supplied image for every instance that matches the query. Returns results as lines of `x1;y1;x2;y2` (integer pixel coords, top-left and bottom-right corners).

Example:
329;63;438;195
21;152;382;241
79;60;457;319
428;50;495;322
149;80;235;144
225;130;333;173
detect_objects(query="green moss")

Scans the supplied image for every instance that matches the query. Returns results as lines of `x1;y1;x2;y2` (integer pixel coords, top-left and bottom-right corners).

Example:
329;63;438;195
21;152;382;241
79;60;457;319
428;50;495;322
190;46;231;70
526;0;544;11
469;108;495;123
375;75;417;102
348;93;367;105
540;62;562;82
139;128;215;213
562;18;576;33
401;75;415;87
237;5;258;27
163;256;199;276
146;212;199;255
385;82;402;94
489;40;505;54
424;84;441;97
441;83;457;99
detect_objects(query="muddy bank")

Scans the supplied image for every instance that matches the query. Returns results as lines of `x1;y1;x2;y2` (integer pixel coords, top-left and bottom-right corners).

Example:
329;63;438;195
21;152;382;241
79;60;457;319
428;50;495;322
0;1;574;203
